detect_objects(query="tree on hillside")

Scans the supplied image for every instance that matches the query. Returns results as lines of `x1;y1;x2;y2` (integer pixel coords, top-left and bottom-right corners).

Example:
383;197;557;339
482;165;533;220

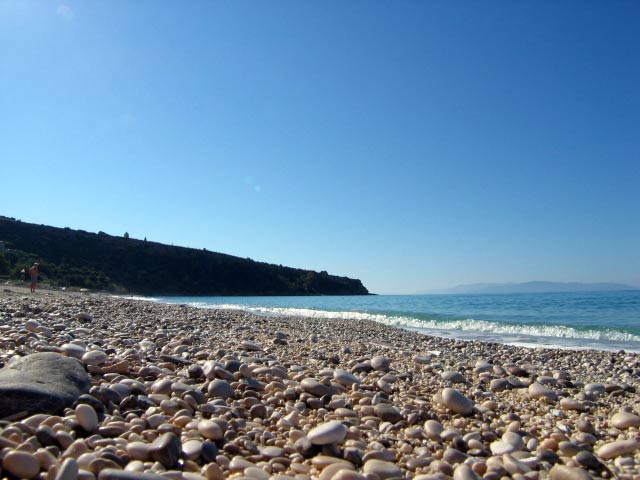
124;232;130;239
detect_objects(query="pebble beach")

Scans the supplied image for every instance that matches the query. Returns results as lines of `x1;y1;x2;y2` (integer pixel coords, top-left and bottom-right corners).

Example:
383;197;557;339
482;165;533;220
1;289;639;480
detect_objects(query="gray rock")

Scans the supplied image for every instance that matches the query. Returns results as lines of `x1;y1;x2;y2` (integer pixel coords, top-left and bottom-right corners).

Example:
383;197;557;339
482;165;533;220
371;356;390;371
374;403;402;423
207;379;235;400
490;378;511;392
0;352;90;417
148;432;181;468
442;371;467;384
333;369;360;387
441;388;474;415
307;421;347;445
300;378;334;397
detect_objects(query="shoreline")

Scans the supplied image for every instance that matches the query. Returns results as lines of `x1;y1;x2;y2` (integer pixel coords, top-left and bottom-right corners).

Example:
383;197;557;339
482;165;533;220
1;288;639;479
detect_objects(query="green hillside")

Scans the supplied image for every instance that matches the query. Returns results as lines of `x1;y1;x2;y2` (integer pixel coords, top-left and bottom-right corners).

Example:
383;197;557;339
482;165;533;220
0;216;369;296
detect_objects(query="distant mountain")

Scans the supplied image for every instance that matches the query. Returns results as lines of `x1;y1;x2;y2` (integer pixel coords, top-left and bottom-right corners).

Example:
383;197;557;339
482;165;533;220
430;281;640;295
0;216;369;296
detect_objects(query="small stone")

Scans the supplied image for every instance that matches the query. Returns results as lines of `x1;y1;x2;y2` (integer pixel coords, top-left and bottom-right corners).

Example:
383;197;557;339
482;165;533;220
611;411;640;429
207;379;235;400
529;382;557;401
3;450;41;479
453;464;481;480
55;458;79;480
370;356;390;371
597;439;639;459
307;421;347;445
489;378;511;392
148;432;181;468
98;470;167;480
441;388;474;415
301;378;334;397
362;459;401;479
75;404;98;432
374;403;402;423
560;398;586;411
490;440;515;455
424;419;444;440
442;371;467;384
198;420;224;440
549;464;593;480
82;350;108;366
334;369;360;387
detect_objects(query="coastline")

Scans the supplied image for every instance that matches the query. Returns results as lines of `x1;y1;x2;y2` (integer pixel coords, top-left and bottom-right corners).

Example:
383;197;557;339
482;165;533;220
1;288;639;479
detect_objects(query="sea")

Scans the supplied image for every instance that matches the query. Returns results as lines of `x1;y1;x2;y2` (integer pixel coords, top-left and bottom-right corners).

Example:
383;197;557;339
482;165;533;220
148;290;640;353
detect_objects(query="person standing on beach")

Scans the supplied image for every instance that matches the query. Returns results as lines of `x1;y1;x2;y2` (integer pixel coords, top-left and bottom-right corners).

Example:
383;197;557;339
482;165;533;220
29;263;39;293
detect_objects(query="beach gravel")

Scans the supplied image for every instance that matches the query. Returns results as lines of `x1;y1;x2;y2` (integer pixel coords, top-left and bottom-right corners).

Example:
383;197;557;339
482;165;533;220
0;288;639;479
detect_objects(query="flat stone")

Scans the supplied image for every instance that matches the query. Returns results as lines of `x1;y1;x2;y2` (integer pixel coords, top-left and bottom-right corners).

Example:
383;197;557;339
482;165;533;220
307;421;347;445
490;440;515;455
362;459;401;480
560;398;586;411
549;465;593;480
98;470;167;480
301;378;334;397
611;411;640;429
441;388;474;415
333;369;360;387
597;439;639;459
0;352;90;417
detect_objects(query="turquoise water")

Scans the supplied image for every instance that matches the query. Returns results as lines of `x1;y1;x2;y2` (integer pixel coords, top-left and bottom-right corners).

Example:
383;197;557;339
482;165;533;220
150;290;640;352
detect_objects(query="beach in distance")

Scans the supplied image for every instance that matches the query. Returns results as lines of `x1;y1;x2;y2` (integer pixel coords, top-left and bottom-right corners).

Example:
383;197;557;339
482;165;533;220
152;290;640;353
1;287;640;479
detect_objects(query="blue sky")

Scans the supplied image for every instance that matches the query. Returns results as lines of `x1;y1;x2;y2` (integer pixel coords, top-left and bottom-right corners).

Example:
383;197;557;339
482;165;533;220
1;1;638;294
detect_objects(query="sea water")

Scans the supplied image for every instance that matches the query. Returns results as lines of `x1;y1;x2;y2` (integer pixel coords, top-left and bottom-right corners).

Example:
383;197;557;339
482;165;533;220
151;290;640;352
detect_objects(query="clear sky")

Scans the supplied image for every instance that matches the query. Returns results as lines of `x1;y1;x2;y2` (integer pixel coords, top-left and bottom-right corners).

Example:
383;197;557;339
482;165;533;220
1;1;639;294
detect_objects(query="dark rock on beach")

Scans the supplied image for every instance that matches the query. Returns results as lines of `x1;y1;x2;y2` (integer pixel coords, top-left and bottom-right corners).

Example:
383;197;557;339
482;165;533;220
0;352;90;418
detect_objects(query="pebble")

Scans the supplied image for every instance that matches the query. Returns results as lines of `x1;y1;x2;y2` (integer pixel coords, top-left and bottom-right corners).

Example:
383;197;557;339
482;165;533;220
370;356;390;371
301;378;334;397
362;459;401;479
549;464;593;480
75;403;98;432
528;382;557;401
55;458;80;480
441;388;474;415
611;411;640;429
597;439;639;459
307;421;347;445
2;450;41;479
